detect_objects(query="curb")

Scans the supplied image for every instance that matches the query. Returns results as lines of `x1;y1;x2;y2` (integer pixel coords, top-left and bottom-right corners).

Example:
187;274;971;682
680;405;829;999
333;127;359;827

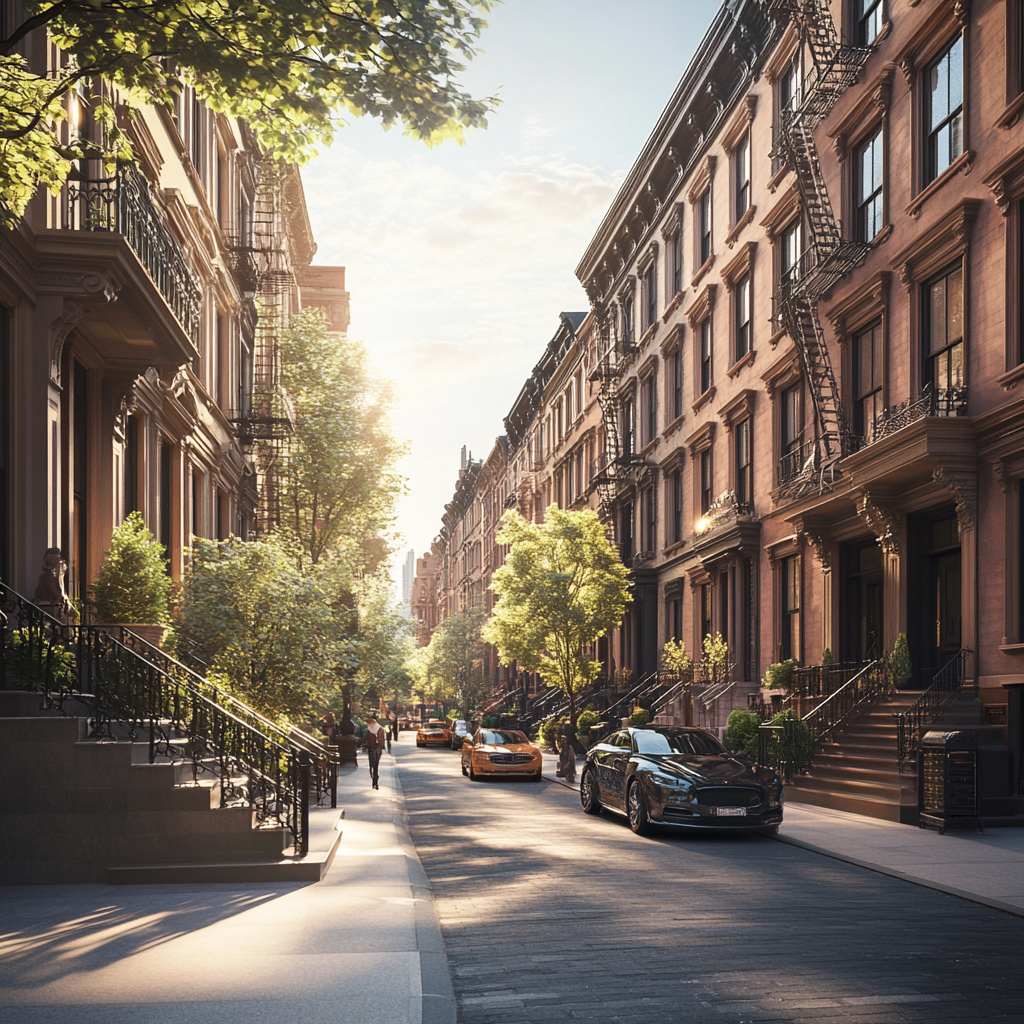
389;757;458;1024
769;831;1024;919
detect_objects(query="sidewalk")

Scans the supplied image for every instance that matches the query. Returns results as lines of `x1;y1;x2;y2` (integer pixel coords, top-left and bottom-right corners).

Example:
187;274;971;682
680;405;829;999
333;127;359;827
543;752;1024;919
0;743;455;1024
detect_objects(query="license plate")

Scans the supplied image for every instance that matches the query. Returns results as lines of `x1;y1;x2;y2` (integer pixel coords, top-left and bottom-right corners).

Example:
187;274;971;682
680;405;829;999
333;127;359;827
716;807;747;817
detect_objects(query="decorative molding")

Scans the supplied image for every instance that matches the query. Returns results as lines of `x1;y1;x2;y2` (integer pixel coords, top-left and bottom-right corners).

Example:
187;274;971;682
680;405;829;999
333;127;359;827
47;300;85;386
685;284;716;329
722;95;758;153
37;270;121;302
686;155;717;206
684;420;716;456
717;388;757;430
932;466;977;534
760;183;801;241
905;150;975;219
725;205;757;249
720;240;757;288
983;146;1024;214
827;68;895;148
0;233;33;285
894;0;972;92
890;198;981;291
760;344;801;396
855;492;900;555
826;271;891;340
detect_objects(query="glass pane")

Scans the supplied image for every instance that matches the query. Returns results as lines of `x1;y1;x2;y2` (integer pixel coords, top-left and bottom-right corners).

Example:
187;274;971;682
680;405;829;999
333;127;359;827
857;332;872;398
929;277;947;354
947;266;963;343
949;342;964;387
949;36;963;113
929;56;949;130
871;324;883;390
950;110;963;163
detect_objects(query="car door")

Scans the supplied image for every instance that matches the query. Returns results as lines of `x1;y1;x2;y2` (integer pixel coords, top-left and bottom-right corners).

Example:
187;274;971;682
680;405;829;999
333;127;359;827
595;731;630;809
607;732;634;808
462;731;479;771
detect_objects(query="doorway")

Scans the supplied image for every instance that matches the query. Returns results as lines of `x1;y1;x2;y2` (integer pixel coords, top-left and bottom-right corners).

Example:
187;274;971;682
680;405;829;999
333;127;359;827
841;540;884;663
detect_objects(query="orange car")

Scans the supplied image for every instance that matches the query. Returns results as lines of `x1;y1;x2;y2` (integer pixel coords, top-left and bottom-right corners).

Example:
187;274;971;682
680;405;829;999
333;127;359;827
461;728;543;781
416;719;451;747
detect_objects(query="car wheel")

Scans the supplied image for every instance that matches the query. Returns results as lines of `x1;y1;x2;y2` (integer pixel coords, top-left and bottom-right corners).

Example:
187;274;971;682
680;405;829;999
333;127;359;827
529;771;542;782
627;779;652;836
469;761;478;781
761;824;781;835
580;768;601;814
461;761;469;777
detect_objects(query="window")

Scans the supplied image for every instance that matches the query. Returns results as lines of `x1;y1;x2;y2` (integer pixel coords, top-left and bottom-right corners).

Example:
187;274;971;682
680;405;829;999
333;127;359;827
698;190;712;266
780;555;801;661
700;319;713;394
671;471;683;544
780;218;803;286
853;320;884;442
700;448;713;514
621;295;635;348
643;261;658;331
735;420;752;506
671;229;683;296
668;597;682;642
671;348;683;420
124;415;139;517
622;396;636;456
925;262;964;393
856;127;884;243
643;374;657;446
774;52;803;174
925;35;964;184
734;133;751;222
620;502;634;563
576;369;585;418
858;0;883;45
641;486;656;554
735;273;753;361
576;449;585;497
700;582;713;641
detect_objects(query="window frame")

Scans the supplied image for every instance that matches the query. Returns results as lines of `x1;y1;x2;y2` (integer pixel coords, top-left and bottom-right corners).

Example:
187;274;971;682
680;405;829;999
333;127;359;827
698;189;712;268
854;125;885;244
700;447;713;515
857;0;884;47
699;318;713;396
733;131;751;224
734;272;753;362
923;259;965;395
852;318;885;443
734;418;753;507
924;33;965;186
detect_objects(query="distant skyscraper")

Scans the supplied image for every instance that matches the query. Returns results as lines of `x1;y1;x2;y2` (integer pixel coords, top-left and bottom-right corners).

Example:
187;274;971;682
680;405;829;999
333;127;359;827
401;548;415;618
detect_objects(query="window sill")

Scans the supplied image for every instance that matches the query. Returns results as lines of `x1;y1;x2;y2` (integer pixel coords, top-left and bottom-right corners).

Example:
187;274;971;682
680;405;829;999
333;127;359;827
662;290;685;322
906;150;975;219
769;326;788;349
662;540;686;557
998;362;1024;391
662;413;686;438
638;321;659;348
691;253;715;289
996;93;1024;130
869;222;894;248
998;642;1024;655
692;386;716;413
725;205;757;248
727;349;757;378
767;164;791;194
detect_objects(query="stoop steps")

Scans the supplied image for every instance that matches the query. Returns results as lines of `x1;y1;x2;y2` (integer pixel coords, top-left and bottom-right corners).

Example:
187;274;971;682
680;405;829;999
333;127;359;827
0;710;341;884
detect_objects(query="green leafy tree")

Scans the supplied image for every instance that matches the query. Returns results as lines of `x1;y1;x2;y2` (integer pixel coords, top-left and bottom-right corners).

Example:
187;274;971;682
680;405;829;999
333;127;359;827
700;631;729;687
413;608;487;716
353;575;417;710
169;534;358;722
661;637;694;725
279;309;407;571
91;511;170;623
1;0;498;225
482;505;632;729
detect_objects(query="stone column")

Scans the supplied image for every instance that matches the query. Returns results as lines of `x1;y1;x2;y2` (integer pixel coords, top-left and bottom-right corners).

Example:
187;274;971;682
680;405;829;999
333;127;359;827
933;468;978;680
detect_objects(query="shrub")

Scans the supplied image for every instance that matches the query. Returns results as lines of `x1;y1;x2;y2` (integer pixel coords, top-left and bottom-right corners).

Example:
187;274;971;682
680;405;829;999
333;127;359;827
701;631;729;685
4;629;77;691
764;708;814;766
761;658;798;691
628;707;651;727
822;647;835;665
724;708;761;760
481;714;499;728
891;633;912;677
537;717;560;749
576;709;600;744
91;511;170;624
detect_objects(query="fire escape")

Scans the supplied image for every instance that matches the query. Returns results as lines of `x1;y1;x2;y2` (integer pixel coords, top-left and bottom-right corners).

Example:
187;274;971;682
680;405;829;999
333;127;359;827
764;0;873;496
228;160;296;534
589;309;623;528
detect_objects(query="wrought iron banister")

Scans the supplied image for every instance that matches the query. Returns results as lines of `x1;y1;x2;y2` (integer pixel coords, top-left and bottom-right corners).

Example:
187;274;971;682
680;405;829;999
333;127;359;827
801;656;889;746
895;649;974;772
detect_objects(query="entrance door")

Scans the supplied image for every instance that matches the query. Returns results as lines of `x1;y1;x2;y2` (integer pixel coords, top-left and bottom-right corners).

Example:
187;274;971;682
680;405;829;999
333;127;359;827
841;541;884;663
931;550;962;674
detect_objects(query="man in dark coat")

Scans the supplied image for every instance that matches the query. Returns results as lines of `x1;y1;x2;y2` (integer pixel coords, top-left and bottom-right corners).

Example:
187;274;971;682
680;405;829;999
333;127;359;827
365;715;387;790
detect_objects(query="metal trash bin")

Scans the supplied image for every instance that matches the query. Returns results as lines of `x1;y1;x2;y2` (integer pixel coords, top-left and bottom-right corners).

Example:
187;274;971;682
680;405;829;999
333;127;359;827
919;730;981;833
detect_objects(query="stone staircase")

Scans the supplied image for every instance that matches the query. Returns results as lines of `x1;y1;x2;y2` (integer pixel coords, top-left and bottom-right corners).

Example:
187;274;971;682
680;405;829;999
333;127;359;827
0;710;341;884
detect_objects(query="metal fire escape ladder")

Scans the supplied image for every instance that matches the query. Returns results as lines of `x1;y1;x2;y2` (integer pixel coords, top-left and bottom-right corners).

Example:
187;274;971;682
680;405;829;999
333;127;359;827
763;0;873;482
590;311;622;527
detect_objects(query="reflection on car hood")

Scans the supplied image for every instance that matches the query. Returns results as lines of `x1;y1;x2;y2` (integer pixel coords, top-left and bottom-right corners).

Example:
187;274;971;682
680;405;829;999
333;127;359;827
638;753;776;785
476;743;539;754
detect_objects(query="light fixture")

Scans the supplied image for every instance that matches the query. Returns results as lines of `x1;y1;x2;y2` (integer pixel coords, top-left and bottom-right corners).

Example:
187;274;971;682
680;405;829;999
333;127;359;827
694;515;712;535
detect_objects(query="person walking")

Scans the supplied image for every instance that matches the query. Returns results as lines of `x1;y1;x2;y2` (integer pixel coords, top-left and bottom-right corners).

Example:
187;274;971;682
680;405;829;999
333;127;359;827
556;723;576;784
365;715;386;790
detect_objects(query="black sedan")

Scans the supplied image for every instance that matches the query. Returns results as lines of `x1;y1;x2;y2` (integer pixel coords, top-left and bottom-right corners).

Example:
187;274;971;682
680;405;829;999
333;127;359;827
579;726;784;835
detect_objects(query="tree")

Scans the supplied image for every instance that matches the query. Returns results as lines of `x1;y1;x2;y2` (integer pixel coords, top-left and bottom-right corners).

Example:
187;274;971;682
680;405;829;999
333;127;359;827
482;505;632;729
169;534;358;722
279;308;407;571
353;575;418;710
412;607;487;716
1;0;498;225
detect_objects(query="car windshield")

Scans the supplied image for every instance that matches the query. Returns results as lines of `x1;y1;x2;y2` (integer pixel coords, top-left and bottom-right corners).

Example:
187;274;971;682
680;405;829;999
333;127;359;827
633;729;727;756
480;729;529;745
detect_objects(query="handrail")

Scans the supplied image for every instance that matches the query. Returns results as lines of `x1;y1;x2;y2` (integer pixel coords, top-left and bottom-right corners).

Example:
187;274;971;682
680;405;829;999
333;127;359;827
894;648;974;772
801;655;888;746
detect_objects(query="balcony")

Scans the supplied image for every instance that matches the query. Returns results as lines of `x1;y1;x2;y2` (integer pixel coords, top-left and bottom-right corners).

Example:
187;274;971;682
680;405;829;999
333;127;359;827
862;383;968;448
692;490;760;562
64;164;201;345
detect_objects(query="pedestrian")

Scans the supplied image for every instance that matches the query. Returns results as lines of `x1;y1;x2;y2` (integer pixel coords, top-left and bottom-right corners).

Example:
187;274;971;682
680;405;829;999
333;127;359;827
390;714;399;744
385;719;393;755
556;724;576;784
365;714;386;790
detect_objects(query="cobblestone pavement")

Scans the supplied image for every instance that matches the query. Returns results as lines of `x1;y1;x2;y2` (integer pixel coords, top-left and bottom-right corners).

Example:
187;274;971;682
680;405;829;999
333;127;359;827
397;745;1024;1024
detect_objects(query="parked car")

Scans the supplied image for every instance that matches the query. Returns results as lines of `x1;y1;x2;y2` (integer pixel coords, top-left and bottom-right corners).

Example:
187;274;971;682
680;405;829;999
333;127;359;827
416;719;451;747
579;726;783;835
449;718;470;749
461;728;543;781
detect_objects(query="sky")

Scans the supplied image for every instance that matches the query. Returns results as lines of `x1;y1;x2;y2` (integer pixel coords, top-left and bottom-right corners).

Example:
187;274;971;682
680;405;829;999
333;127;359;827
301;0;719;575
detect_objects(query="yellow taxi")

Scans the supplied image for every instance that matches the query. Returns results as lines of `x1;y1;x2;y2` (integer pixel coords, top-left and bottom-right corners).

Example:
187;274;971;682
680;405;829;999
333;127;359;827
461;727;543;781
416;719;451;747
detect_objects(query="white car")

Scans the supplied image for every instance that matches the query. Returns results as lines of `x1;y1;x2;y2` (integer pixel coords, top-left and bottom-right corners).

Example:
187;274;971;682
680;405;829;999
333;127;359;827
450;719;470;749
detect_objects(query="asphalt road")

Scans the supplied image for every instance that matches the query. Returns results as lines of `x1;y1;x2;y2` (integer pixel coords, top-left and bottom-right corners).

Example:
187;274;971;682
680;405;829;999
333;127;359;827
397;740;1024;1024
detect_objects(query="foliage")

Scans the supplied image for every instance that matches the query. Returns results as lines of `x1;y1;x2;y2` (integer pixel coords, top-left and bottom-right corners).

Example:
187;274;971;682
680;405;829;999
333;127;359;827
763;709;814;767
279;310;407;573
353;575;417;708
169;534;358;722
537;717;561;750
700;631;729;686
1;1;498;225
481;714;499;728
4;628;77;690
761;658;798;691
891;633;912;677
409;608;488;716
482;506;632;728
724;708;761;760
91;511;170;624
822;647;835;665
660;638;692;679
628;707;650;728
575;709;601;744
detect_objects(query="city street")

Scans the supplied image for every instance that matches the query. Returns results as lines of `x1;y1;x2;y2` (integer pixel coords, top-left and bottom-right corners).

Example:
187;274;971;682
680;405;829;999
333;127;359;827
397;740;1024;1024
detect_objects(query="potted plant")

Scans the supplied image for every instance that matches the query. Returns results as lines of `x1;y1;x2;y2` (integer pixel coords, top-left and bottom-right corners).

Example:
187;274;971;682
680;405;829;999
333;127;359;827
761;658;798;692
91;511;171;647
660;638;693;724
890;633;912;689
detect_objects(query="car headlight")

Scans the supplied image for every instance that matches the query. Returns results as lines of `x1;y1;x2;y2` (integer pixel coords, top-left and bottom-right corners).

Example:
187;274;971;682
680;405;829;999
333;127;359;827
768;781;783;808
647;771;687;790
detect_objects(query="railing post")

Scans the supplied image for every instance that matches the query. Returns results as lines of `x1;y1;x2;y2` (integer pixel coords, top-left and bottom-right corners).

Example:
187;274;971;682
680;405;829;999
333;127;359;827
298;750;310;857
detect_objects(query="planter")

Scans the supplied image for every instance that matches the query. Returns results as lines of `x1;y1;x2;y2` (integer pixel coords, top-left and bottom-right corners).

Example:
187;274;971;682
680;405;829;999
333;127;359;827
99;623;167;649
895;675;912;690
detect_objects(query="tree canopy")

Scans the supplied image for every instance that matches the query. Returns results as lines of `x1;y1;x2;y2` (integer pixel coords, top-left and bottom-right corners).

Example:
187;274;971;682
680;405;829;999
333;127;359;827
410;607;487;716
1;0;498;224
482;506;632;728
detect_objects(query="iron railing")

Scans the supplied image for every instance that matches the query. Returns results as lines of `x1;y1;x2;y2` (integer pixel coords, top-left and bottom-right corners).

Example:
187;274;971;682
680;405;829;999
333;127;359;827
0;581;336;854
801;656;889;747
757;714;813;781
867;383;969;447
895;648;974;772
65;164;202;343
695;678;737;730
789;661;865;701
